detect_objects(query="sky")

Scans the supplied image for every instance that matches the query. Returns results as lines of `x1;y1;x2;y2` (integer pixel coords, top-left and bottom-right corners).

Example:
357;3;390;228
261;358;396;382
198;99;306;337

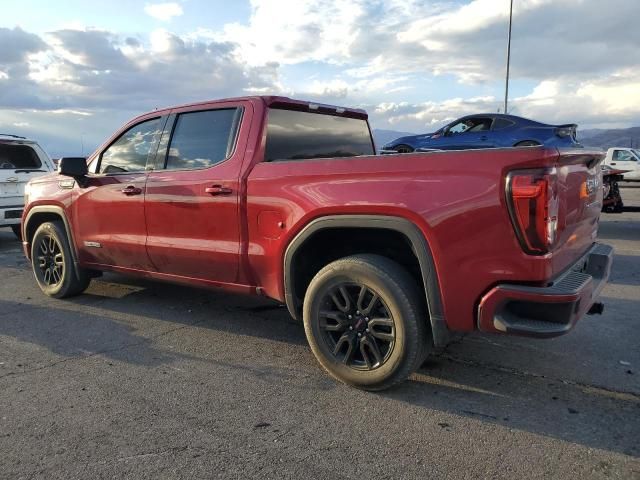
1;0;639;157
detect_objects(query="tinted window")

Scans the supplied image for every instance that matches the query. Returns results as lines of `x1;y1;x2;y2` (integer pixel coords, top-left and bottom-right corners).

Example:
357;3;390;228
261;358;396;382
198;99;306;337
493;118;515;130
100;118;161;174
0;144;42;169
264;108;374;162
165;108;241;170
447;117;493;134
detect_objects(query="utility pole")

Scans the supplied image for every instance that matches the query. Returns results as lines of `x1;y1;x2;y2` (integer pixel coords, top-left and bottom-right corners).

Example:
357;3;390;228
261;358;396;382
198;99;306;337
504;0;514;114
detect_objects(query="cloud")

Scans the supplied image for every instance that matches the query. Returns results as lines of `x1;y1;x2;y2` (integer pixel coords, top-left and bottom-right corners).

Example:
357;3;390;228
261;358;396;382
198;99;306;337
1;0;639;155
0;26;283;155
513;69;640;126
0;27;47;65
0;27;282;113
216;0;640;131
144;2;184;21
371;96;500;132
224;0;640;86
369;67;640;133
222;0;365;66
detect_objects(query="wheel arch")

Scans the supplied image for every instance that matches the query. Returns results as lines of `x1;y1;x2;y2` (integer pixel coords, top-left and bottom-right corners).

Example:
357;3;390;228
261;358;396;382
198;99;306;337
513;139;541;147
393;143;415;153
283;215;450;347
23;206;81;277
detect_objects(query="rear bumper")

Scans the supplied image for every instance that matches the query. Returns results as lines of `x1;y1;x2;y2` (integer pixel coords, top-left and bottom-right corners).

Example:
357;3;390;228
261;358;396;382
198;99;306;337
477;243;613;338
0;204;24;226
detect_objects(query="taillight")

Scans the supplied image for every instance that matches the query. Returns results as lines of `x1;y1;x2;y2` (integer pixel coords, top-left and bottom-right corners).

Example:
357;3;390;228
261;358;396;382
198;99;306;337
506;169;559;255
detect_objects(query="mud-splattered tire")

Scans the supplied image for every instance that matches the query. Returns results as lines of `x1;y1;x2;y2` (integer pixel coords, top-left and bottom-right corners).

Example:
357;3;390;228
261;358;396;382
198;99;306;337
303;254;429;391
31;221;90;298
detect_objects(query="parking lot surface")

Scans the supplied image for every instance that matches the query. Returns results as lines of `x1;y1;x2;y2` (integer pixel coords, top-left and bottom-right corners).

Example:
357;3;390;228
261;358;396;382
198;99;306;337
1;187;639;479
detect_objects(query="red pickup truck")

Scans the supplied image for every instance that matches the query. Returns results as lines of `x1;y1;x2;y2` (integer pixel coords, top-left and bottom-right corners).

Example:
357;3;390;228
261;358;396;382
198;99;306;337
21;96;613;390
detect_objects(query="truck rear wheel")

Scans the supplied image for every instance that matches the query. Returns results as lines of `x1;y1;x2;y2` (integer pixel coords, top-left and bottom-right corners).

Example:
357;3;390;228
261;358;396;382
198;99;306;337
303;254;428;390
31;221;91;298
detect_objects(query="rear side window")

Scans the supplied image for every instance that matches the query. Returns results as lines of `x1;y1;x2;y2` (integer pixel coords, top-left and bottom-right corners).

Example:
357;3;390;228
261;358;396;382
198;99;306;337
493;118;515;130
164;108;242;170
264;108;374;162
0;144;42;169
100;118;162;174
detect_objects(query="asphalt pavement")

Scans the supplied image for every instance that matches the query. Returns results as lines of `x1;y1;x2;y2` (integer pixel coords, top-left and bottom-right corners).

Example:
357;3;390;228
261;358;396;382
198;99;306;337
0;187;639;479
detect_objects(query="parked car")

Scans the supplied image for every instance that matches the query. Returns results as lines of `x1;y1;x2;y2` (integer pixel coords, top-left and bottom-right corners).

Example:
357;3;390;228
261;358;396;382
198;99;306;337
602;165;628;213
21;96;611;390
602;147;640;181
1;134;56;239
381;113;581;153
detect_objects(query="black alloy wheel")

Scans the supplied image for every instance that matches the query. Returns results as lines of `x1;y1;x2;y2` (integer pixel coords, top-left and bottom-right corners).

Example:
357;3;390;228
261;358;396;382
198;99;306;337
36;234;65;287
303;254;430;390
318;283;395;370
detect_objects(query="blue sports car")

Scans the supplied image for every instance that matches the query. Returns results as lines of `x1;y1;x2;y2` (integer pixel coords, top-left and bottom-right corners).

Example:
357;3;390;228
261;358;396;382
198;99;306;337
381;113;582;153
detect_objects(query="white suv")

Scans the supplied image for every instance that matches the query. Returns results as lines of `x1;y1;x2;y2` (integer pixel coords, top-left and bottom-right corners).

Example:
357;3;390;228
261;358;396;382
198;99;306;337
1;134;56;238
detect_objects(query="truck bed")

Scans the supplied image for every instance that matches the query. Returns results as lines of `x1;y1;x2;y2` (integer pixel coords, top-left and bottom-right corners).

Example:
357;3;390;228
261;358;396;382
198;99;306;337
246;146;604;333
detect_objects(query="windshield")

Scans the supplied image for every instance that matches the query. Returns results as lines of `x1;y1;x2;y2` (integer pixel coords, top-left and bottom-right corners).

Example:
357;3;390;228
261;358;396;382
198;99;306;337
633;149;640;160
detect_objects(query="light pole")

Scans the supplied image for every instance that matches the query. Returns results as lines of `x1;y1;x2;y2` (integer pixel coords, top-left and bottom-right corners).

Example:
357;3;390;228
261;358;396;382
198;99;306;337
504;0;514;114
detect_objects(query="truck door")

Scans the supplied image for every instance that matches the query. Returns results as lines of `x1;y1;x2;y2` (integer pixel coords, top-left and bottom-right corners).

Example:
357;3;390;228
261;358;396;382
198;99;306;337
74;116;164;270
143;101;250;284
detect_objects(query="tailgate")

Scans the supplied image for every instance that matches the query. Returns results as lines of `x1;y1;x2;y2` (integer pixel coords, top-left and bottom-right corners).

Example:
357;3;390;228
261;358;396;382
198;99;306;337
0;176;26;198
0;141;50;206
551;149;605;275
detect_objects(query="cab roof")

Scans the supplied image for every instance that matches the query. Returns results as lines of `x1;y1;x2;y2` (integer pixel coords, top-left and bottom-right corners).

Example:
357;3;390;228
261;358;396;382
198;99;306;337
152;96;369;120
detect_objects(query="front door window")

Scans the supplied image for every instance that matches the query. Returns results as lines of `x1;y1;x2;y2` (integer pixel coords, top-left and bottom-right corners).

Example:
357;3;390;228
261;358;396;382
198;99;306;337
99;118;162;174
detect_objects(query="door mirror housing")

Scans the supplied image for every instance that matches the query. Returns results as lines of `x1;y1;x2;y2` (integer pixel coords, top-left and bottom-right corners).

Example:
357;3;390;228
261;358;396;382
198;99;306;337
58;157;88;177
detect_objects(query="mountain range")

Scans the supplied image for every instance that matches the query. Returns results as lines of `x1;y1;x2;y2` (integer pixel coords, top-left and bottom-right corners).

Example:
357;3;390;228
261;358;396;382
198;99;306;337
578;127;640;149
371;129;417;149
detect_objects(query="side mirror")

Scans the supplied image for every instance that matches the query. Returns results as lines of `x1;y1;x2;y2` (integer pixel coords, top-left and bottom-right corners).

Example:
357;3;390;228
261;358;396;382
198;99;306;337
58;157;88;177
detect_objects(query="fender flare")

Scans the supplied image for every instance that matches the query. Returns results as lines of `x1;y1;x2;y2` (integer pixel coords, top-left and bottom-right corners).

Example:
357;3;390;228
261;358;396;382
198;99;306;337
283;214;450;347
23;205;82;278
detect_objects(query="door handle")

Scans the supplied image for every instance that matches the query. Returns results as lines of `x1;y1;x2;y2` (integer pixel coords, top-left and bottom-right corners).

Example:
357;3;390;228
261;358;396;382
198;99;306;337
121;186;142;196
610;162;617;165
205;185;233;196
480;135;488;141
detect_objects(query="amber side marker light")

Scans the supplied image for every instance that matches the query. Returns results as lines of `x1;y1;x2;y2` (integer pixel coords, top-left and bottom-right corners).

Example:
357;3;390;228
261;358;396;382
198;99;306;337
580;180;589;199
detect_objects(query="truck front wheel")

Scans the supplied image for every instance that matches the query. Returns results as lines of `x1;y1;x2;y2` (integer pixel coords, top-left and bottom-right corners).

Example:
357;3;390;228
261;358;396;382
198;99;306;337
30;221;91;298
303;254;429;390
